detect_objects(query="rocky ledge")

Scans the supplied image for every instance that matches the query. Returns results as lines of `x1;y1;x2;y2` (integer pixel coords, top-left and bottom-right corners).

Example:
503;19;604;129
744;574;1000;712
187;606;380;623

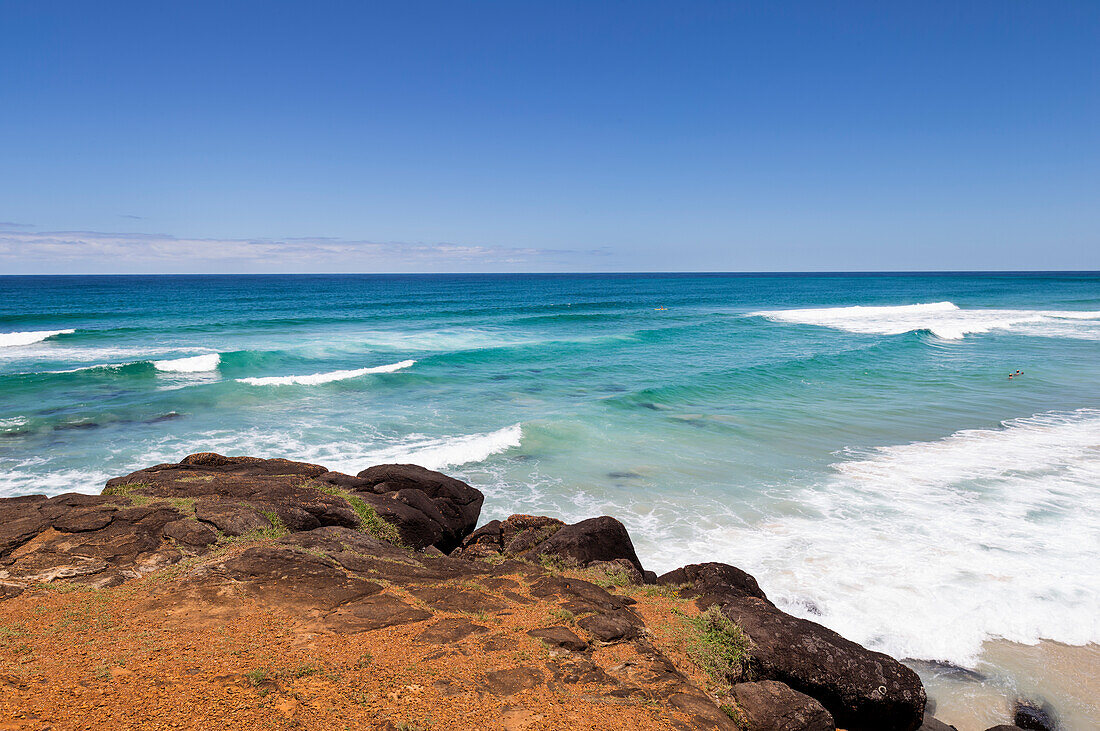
0;453;966;730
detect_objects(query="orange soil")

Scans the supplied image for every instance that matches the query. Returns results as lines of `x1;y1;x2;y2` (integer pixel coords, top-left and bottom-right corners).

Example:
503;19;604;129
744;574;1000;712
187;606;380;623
0;556;713;731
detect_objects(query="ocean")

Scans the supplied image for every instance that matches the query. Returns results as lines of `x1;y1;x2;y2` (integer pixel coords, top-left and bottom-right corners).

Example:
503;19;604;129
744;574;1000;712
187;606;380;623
1;272;1098;728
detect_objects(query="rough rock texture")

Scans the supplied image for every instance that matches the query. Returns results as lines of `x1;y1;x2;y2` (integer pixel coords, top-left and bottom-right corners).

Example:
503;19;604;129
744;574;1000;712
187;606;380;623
722;596;926;731
1014;701;1058;731
729;680;835;731
325;463;486;552
918;715;960;731
658;562;769;604
456;513;647;575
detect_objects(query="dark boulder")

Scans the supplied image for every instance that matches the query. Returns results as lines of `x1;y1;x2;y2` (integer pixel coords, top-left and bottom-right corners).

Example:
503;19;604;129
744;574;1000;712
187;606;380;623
984;727;1026;731
528;626;588;652
722;595;925;731
315;463;485;552
658;562;769;604
532;516;645;573
454;514;563;560
454;513;647;576
1014;701;1058;731
587;558;644;585
729;680;835;731
918;714;959;731
162;519;218;547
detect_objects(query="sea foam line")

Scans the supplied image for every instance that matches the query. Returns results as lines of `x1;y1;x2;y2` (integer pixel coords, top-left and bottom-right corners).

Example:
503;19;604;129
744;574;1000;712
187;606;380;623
152;353;222;373
237;359;415;386
360;424;523;471
0;329;76;348
657;408;1100;667
752;302;1100;340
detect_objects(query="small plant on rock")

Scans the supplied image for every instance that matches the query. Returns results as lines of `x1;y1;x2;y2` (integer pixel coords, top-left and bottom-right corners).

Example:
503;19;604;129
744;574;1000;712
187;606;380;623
310;483;403;545
679;605;751;692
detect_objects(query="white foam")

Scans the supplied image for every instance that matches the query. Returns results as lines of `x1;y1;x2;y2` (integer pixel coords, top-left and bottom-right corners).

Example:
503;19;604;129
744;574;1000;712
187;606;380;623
236;359;415;386
152;353;222;372
652;409;1100;667
753;302;1100;340
0;329;75;347
359;424;523;471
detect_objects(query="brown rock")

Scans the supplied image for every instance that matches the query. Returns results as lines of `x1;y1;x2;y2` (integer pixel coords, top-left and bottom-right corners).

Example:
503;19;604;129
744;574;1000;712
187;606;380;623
162;519;218;547
324;594;432;633
658;562;768;604
481;666;545;696
577;609;643;643
531;516;645;573
415;617;489;644
352;463;484;551
527;626;588;652
194;501;270;537
723;595;925;731
730;680;835;731
667;692;740;730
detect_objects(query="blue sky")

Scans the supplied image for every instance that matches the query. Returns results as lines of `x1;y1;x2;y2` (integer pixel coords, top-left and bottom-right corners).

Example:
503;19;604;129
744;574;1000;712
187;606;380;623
1;1;1097;273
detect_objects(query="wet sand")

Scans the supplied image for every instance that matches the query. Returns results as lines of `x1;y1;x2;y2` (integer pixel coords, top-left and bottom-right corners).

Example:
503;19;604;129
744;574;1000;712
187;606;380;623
915;640;1100;730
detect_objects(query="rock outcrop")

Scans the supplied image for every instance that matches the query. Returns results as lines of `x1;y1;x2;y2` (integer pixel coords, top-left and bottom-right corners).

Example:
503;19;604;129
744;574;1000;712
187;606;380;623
0;452;937;731
729;680;835;731
456;513;648;576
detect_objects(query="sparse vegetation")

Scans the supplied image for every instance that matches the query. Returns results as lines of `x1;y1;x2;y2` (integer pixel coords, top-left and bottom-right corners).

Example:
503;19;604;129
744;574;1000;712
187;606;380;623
245;668;269;686
309;483;403;545
536;552;572;573
258;509;289;539
292;663;320;678
636;582;689;599
677;605;751;692
577;563;634;589
548;607;576;625
101;481;152;497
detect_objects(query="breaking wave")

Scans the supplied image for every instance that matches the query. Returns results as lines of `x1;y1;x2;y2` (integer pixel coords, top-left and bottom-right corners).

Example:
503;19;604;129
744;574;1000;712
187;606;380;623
359;424;523;471
152;354;222;372
236;359;415;386
753;302;1100;340
0;329;75;347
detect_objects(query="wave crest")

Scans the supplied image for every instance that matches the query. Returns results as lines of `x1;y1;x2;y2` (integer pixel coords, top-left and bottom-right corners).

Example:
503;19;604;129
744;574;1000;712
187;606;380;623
237;359;415;386
152;354;222;372
0;329;76;348
753;302;1100;340
361;424;522;471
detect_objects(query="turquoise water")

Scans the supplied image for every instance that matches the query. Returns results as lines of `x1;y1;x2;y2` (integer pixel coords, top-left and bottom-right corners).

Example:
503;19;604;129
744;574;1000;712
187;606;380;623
2;273;1098;718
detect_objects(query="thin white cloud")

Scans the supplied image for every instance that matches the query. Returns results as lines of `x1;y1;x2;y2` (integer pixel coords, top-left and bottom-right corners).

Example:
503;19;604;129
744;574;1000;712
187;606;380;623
0;228;581;272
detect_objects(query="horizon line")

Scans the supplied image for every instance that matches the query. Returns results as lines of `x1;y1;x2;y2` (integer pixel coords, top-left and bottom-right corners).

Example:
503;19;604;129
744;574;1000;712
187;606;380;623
2;269;1099;277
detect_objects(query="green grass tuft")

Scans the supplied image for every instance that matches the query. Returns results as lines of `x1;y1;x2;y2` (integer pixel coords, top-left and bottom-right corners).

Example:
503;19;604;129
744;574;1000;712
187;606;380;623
245;668;269;686
257;510;289;539
679;605;751;692
308;482;403;545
